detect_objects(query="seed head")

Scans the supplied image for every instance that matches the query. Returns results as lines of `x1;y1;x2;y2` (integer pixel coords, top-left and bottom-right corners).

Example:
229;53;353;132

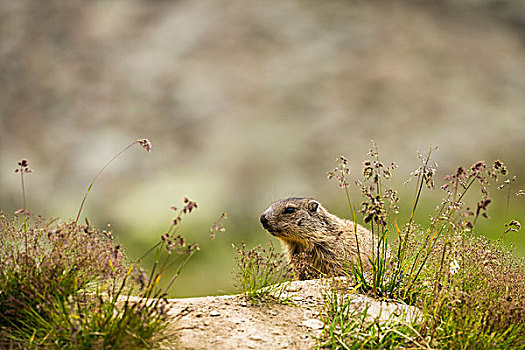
137;139;152;152
504;220;521;234
15;159;33;173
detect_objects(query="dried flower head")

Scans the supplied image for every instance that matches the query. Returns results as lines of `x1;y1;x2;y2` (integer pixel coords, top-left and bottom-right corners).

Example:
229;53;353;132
182;198;198;214
137;139;152;152
498;177;516;190
210;212;227;239
504;220;521;234
489;159;508;180
476;198;491;219
327;156;351;188
15;159;33;174
408;149;438;190
471;161;486;173
361;192;387;226
14;209;30;216
493;160;507;175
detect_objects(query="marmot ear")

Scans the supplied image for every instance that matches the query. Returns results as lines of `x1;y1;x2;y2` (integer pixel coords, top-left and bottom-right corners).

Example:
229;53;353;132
308;200;320;213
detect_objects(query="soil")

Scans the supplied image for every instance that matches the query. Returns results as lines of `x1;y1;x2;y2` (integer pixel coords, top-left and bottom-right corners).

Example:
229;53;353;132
162;279;420;349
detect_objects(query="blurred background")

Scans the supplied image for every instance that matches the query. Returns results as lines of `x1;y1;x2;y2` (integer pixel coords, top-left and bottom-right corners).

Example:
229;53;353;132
1;0;524;297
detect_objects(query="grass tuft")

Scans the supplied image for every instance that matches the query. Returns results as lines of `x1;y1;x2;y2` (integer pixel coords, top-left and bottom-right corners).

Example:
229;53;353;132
233;240;293;304
0;212;168;349
320;143;525;349
1;140;213;349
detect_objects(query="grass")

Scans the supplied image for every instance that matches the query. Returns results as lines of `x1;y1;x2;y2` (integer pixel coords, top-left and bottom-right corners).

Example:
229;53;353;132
3;137;524;348
0;140;217;349
233;240;294;304
0;211;170;349
319;291;426;349
320;142;525;349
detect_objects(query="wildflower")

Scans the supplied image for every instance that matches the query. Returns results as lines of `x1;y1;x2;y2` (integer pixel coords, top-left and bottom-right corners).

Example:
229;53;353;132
449;259;460;275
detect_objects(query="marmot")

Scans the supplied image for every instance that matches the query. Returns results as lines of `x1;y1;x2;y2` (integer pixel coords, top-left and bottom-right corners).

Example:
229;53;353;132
260;197;376;280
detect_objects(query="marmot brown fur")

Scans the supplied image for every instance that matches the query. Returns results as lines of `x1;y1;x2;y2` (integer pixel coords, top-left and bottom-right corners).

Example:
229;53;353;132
260;197;376;280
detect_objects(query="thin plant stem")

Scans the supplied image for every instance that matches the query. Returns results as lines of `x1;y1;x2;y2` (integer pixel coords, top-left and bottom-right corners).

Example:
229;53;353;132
19;169;28;232
20;170;26;212
406;147;434;240
344;184;366;282
501;179;513;244
504;179;512;225
162;252;194;294
75;140;148;224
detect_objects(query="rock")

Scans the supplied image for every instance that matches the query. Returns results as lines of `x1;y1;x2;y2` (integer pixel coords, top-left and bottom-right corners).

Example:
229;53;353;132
160;277;422;349
302;318;324;330
287;285;302;292
249;335;265;341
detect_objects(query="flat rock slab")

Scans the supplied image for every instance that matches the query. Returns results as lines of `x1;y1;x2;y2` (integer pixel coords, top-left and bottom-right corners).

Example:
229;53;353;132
160;279;420;349
167;294;319;349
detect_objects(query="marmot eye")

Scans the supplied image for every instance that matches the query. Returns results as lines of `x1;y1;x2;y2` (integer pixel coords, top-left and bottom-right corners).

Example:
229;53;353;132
283;207;296;214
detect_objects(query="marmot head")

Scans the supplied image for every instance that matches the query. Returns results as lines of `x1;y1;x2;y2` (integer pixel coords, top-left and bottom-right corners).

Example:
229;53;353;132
260;197;335;243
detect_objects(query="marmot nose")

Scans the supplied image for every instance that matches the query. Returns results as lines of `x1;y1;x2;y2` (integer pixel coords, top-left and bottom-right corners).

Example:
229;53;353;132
260;213;269;228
